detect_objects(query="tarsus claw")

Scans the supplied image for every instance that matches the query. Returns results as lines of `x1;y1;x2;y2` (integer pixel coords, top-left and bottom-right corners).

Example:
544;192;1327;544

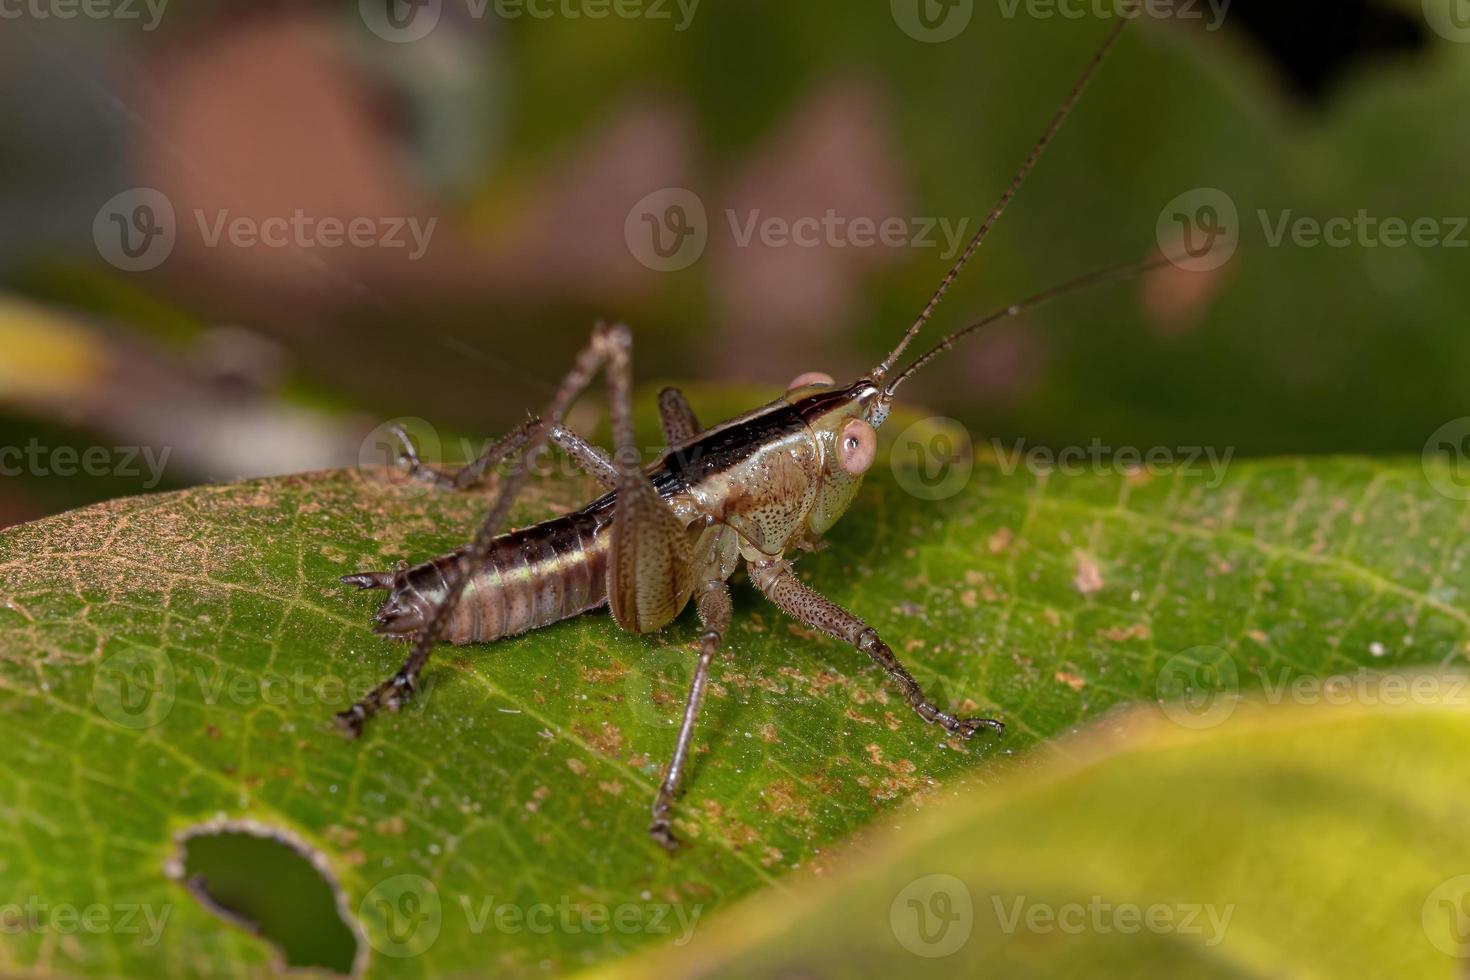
649;821;680;853
952;716;1005;738
335;706;365;739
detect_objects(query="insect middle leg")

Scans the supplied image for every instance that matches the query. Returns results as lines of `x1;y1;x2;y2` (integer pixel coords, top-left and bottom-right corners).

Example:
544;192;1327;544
338;321;641;736
749;559;1004;739
649;575;730;852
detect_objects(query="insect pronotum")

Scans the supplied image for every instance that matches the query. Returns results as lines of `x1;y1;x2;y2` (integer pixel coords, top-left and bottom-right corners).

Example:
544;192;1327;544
338;14;1169;851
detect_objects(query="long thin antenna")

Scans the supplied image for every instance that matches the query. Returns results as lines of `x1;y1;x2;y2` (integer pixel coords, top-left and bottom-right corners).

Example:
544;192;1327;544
884;252;1174;395
872;15;1132;381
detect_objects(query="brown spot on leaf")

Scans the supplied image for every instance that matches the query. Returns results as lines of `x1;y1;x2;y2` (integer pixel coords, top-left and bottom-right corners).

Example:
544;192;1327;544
1055;670;1087;692
1073;549;1105;595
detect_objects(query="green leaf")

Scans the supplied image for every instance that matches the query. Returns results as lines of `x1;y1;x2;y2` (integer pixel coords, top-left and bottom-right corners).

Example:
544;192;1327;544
1;440;1468;976
591;696;1470;979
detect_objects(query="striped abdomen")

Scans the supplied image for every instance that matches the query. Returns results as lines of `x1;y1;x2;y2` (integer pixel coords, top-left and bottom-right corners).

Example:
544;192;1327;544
347;501;613;644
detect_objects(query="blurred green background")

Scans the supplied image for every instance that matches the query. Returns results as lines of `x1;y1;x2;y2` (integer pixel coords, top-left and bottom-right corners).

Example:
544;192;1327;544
2;0;1466;527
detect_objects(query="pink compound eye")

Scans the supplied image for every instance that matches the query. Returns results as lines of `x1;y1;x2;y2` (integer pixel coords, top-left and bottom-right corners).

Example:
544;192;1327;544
838;418;877;476
788;371;835;390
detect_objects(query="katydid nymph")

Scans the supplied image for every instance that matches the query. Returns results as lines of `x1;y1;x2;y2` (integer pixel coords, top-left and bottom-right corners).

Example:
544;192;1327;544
337;16;1163;851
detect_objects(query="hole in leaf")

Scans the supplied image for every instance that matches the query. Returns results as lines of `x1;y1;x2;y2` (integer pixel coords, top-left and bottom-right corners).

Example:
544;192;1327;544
169;822;362;977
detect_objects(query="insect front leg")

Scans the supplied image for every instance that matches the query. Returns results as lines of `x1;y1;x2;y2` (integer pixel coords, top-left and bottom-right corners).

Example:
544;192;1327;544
392;419;616;490
649;576;731;853
657;386;702;447
337;321;637;737
748;559;1004;739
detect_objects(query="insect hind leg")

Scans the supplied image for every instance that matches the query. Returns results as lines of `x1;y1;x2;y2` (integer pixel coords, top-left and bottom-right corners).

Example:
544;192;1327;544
336;321;643;738
393;418;618;492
